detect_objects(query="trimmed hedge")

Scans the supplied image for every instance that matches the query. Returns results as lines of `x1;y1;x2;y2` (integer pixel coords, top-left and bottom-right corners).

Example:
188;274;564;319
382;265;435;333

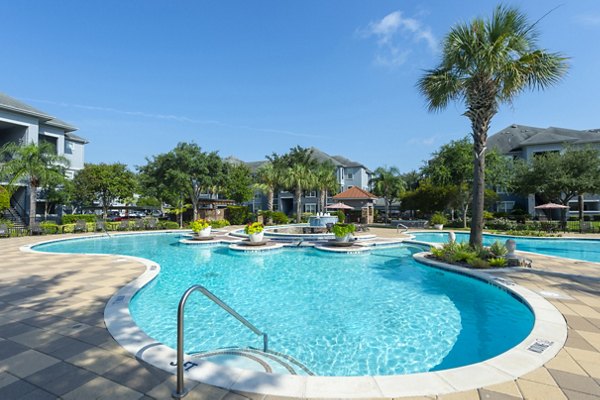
209;219;230;228
62;214;98;224
159;221;180;229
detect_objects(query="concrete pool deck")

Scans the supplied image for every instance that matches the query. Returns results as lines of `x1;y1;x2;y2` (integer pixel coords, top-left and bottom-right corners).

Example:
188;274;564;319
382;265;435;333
1;228;600;399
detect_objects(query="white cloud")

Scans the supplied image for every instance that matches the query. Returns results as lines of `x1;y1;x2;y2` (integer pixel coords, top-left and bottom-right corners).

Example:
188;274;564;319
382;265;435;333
361;10;438;67
408;135;438;146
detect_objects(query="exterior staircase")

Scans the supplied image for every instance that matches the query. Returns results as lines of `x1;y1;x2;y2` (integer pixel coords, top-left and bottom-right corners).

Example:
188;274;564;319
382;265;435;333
2;206;26;229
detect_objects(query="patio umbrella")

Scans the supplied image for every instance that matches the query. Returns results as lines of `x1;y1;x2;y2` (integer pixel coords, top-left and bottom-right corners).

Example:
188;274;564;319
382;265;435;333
325;202;354;210
534;203;569;209
535;203;569;222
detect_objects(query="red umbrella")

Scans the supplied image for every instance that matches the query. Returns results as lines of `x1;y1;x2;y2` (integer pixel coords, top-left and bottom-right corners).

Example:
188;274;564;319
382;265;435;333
325;202;354;210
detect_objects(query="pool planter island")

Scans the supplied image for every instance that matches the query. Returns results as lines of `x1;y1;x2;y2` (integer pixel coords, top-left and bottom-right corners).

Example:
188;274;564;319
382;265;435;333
25;232;568;399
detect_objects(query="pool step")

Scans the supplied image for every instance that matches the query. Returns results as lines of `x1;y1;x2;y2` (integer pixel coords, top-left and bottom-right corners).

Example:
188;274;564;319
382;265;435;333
190;348;314;376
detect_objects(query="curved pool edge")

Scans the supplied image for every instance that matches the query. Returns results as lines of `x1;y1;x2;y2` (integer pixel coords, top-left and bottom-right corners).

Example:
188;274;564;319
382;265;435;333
23;233;568;399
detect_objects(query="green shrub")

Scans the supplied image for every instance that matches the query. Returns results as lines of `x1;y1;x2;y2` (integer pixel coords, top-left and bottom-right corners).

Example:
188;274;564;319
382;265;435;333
450;249;477;264
474;245;492;260
0;218;14;228
333;210;345;223
489;240;508;257
190;218;210;232
0;186;10;213
332;223;356;237
244;222;264;234
40;221;59;234
430;212;448;226
300;212;313;223
271;212;288;225
62;214;98;224
486;218;517;231
210;219;230;228
159;221;180;230
225;206;252;225
468;258;490;269
489;257;508;267
483;211;494;220
431;247;446;259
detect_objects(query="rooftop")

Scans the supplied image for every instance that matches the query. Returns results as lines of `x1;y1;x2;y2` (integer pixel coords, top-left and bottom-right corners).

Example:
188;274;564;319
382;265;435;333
488;124;600;153
333;186;377;199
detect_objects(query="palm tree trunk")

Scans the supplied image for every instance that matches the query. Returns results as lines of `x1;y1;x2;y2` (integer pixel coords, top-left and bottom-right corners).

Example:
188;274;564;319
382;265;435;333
267;189;274;225
29;182;37;227
470;136;486;247
295;187;302;223
320;190;326;213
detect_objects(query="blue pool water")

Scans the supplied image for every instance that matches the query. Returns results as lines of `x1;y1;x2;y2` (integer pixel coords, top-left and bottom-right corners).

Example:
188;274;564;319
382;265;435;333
411;232;600;263
35;233;534;376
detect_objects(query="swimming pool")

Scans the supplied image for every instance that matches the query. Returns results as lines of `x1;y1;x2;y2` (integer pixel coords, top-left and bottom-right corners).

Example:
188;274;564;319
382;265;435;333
410;232;600;263
34;233;534;377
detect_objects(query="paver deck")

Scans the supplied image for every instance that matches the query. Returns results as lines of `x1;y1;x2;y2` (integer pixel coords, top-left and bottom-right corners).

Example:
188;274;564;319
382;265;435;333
1;228;600;399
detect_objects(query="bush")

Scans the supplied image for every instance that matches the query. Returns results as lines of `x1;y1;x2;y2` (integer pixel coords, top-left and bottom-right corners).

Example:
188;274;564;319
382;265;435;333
272;212;289;225
244;222;264;234
40;221;59;234
332;223;356;237
62;214;98;224
489;240;508;257
190;219;210;232
483;211;494;220
0;218;14;228
226;206;252;225
333;210;345;223
159;221;180;230
489;257;508;267
486;218;517;231
210;219;230;228
468;258;490;269
429;212;448;226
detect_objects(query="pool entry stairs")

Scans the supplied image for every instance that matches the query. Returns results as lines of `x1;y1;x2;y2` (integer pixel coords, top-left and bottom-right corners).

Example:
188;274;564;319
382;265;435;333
190;347;314;375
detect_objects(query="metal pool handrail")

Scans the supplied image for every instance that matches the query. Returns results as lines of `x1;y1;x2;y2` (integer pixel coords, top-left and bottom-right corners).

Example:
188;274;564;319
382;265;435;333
172;285;268;399
396;223;409;233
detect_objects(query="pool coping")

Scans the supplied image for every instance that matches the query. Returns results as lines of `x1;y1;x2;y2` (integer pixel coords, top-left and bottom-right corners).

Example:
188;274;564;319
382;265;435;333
24;232;568;399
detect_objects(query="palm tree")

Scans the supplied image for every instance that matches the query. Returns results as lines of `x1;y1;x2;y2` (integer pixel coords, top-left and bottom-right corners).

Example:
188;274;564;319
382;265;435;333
254;163;281;224
0;142;69;227
283;164;314;223
417;5;568;247
313;162;338;212
370;166;404;223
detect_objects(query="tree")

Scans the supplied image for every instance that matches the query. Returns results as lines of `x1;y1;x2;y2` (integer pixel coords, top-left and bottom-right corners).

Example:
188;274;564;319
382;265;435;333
73;163;137;220
513;147;600;223
283;163;314;223
137;152;179;215
370;166;405;223
418;5;568;247
0;186;10;213
254;163;281;224
313;162;338;213
39;172;68;220
421;137;512;227
269;146;317;222
0;142;69;226
224;163;253;204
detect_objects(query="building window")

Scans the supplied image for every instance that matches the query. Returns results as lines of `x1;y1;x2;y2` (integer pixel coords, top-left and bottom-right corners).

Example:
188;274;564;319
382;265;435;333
346;173;353;179
306;190;316;197
496;201;515;213
64;140;74;155
304;204;316;213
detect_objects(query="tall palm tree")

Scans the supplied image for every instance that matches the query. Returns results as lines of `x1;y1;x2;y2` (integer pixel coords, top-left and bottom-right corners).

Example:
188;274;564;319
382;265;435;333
417;5;568;247
283;163;313;223
254;162;281;224
369;166;404;223
0;141;69;227
313;162;338;213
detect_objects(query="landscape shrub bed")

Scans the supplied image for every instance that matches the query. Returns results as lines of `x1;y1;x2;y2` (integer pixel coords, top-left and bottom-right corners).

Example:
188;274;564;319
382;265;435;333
226;206;252;225
430;240;509;269
62;214;98;224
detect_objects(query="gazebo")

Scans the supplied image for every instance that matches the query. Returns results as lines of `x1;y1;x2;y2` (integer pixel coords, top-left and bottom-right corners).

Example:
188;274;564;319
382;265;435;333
332;187;377;224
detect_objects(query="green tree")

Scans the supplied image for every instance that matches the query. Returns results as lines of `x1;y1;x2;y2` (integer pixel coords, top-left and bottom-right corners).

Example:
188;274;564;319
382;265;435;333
0;142;69;226
39;171;68;220
137;152;178;215
513;147;600;223
313;162;338;213
0;186;10;213
73;163;137;220
254;163;282;224
418;5;568;246
421;137;512;227
224;163;253;204
370;166;405;223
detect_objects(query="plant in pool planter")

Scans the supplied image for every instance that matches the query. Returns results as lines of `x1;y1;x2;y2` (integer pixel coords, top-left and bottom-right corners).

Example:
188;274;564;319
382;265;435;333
331;223;356;242
488;257;508;268
430;212;448;230
190;218;211;237
245;222;265;242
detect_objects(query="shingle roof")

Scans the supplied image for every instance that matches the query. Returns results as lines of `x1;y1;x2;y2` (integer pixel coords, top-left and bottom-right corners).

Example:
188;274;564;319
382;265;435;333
488;124;600;153
0;92;53;120
65;132;88;144
333;186;377;200
0;92;84;138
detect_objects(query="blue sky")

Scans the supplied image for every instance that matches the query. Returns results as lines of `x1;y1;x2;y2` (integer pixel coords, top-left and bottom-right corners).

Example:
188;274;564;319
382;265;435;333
2;1;599;173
